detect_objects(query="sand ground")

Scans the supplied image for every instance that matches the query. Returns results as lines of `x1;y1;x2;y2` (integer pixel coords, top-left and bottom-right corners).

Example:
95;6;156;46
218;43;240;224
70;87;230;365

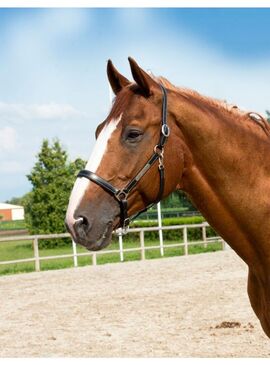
0;250;269;357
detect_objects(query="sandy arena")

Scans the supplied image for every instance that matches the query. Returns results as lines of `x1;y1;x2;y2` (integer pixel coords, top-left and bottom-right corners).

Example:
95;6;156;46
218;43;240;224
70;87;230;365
0;250;269;357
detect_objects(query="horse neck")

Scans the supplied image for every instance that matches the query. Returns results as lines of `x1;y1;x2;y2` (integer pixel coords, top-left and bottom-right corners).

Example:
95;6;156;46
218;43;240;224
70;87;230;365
171;92;270;268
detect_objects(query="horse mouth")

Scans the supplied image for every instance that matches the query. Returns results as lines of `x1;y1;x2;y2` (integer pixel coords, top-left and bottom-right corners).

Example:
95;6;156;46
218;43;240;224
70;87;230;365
75;221;114;251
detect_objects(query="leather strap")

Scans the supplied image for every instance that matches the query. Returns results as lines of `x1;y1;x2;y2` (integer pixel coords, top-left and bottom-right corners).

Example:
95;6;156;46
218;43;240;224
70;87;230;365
77;170;119;196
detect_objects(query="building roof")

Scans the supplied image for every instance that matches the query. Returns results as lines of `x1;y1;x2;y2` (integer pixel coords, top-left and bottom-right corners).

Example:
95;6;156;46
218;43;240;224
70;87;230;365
0;203;24;210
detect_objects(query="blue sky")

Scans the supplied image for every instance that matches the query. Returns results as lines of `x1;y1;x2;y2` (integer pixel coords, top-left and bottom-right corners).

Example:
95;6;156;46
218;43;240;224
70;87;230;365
0;7;270;201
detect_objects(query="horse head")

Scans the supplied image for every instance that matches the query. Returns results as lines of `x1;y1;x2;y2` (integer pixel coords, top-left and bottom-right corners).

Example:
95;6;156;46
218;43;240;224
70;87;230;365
65;58;184;250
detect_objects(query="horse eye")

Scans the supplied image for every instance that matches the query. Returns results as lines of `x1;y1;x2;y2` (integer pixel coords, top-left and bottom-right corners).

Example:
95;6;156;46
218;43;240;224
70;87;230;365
126;130;143;141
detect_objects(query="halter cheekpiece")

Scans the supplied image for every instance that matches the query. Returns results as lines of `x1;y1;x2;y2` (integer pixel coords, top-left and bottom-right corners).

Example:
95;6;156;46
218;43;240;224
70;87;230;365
77;84;170;231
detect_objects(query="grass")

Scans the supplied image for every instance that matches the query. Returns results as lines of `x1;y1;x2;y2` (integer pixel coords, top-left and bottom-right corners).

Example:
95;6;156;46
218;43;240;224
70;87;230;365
0;239;94;276
0;233;223;276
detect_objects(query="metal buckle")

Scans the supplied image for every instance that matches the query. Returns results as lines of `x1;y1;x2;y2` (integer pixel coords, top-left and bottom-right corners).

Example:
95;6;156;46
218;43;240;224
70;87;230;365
154;145;164;170
158;159;164;170
161;124;170;137
116;223;129;235
116;219;129;235
115;190;128;202
122;218;130;233
154;145;163;156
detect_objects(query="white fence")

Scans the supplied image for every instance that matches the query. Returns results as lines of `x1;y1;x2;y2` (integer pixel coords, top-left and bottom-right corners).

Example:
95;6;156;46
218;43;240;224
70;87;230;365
0;222;229;272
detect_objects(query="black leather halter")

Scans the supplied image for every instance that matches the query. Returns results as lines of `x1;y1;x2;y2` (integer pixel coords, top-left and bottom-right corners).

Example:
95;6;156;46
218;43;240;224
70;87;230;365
77;84;170;230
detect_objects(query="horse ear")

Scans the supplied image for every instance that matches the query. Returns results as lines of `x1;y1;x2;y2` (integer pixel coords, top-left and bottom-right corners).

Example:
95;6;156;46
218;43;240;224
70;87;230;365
107;59;130;95
128;57;158;97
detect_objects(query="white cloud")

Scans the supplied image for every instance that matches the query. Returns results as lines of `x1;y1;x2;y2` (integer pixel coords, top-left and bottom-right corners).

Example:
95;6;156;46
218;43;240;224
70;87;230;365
0;102;85;122
0;127;17;152
8;9;89;57
127;27;270;115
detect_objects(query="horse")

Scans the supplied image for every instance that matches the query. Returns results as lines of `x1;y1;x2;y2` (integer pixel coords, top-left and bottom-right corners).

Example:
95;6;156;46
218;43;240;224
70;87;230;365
65;57;270;338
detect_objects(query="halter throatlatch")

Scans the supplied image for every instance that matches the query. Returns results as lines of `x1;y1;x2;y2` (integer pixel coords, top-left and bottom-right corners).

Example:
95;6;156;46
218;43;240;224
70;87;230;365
77;84;170;231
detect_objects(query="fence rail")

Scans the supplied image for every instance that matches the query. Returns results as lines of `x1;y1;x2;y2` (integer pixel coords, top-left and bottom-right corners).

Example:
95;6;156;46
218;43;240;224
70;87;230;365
0;222;229;272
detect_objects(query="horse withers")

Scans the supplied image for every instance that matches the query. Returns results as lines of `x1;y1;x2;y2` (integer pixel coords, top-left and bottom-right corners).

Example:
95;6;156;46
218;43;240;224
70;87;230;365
66;58;270;339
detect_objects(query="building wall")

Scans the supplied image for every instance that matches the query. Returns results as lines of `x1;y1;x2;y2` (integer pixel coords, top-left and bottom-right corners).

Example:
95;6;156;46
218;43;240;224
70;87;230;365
0;209;12;221
11;208;24;220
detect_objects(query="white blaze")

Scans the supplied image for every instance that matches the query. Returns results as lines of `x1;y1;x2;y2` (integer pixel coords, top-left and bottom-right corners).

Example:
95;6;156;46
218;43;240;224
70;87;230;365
66;115;122;228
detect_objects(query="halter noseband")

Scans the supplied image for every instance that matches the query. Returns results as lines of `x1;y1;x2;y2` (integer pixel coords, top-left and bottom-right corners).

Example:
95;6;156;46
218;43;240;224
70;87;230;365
77;84;170;230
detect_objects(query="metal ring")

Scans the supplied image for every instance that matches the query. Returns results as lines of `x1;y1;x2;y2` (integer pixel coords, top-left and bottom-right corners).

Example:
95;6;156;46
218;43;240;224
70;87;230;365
158;160;164;170
161;124;170;137
154;145;163;155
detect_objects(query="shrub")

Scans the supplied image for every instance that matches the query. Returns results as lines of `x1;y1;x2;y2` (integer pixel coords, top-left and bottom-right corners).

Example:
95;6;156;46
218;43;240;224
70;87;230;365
121;216;217;242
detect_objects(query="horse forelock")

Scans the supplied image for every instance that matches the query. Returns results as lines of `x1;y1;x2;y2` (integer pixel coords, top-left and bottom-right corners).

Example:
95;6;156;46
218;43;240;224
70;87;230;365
106;87;134;123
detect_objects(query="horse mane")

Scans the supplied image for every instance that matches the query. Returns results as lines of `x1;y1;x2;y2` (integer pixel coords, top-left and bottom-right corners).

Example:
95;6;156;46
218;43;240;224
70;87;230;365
156;75;246;116
155;75;270;137
106;72;270;138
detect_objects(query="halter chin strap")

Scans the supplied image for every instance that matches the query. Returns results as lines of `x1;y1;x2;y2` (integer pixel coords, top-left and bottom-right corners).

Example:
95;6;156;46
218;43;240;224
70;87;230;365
77;84;170;231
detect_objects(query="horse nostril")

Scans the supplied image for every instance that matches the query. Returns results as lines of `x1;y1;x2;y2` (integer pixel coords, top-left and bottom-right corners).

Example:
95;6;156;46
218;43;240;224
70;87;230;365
74;216;91;236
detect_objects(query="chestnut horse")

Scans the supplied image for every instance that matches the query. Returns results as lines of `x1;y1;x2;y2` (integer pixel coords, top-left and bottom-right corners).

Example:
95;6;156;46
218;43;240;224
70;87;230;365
66;57;270;338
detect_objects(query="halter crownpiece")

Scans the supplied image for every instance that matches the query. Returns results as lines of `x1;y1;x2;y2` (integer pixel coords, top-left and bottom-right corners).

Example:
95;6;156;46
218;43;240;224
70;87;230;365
77;84;170;231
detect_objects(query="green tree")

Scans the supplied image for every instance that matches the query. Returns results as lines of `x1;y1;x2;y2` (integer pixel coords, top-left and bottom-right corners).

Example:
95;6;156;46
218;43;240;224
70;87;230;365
25;139;85;247
162;190;196;210
5;196;24;206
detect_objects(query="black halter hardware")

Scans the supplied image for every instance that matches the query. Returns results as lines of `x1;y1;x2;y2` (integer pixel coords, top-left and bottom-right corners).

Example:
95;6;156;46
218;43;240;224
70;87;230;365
77;84;170;231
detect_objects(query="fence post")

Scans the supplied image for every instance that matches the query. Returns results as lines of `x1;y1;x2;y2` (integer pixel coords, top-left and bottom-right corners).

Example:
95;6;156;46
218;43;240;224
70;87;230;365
72;240;78;267
140;230;145;260
202;223;207;248
222;239;230;251
157;202;164;256
33;236;40;272
183;226;188;256
118;231;124;262
92;253;97;266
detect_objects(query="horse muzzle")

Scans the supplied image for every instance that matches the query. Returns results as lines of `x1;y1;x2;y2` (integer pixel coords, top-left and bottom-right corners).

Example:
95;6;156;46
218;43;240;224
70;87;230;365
65;196;119;250
65;214;115;251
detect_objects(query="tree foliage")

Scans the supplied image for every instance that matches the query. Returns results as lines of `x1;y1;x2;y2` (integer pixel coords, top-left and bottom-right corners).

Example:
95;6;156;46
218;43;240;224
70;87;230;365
5;196;24;206
162;190;196;210
25;139;85;247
